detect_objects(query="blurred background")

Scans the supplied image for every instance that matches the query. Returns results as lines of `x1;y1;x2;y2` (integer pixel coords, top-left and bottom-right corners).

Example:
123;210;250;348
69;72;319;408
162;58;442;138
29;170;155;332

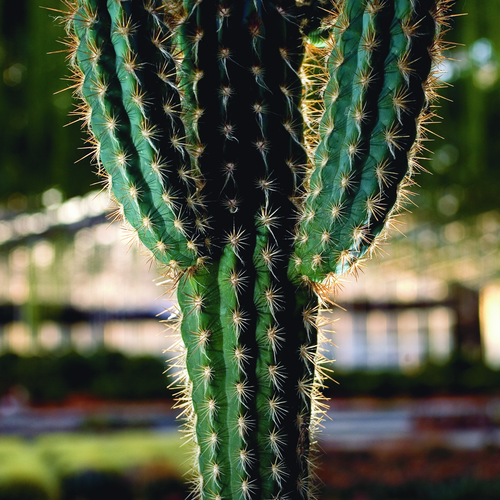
1;1;500;499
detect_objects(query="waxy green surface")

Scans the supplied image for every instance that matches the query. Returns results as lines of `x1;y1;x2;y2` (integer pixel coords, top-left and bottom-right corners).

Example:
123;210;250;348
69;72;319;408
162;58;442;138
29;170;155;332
67;0;451;498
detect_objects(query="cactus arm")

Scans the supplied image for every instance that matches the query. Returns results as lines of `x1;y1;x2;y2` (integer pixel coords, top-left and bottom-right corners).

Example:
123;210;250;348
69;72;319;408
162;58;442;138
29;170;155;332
294;0;447;284
70;0;205;269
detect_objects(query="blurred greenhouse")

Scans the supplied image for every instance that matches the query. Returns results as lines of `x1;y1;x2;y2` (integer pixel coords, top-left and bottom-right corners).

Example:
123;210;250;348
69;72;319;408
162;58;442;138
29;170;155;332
0;189;175;356
1;187;500;370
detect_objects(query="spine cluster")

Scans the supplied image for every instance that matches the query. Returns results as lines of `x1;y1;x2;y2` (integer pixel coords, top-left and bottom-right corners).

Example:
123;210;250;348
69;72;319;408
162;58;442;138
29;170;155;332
295;0;453;285
70;0;206;269
61;1;454;499
175;250;328;499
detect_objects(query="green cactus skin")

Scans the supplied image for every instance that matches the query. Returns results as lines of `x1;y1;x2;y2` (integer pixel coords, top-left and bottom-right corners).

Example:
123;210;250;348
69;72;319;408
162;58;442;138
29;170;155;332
176;241;321;498
294;0;452;284
70;0;206;269
62;0;453;499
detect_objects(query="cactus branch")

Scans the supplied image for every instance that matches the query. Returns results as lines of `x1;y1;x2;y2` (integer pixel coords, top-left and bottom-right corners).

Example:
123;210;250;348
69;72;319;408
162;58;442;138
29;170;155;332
294;0;453;285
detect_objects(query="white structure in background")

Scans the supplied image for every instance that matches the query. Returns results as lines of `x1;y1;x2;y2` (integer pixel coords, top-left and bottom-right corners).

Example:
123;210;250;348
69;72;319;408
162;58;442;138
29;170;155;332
0;190;178;356
0;191;499;368
480;283;500;368
321;272;455;371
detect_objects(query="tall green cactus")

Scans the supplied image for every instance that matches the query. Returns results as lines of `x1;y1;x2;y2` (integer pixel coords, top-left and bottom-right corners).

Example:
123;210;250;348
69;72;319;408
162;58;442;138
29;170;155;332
61;0;453;498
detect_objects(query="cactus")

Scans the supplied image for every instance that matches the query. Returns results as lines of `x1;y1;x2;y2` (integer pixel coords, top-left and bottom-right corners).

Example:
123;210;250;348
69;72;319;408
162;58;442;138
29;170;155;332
60;0;453;499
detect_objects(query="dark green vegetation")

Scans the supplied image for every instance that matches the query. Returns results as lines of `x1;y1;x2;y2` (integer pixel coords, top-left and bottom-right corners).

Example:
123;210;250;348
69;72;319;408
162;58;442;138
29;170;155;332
1;0;499;222
0;350;170;403
418;1;500;221
1;350;499;403
0;0;96;205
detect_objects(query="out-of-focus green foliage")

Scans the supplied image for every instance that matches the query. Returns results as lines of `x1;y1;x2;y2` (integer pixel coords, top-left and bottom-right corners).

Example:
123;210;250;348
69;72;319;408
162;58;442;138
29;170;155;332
326;356;500;398
0;438;58;500
0;0;499;223
36;432;189;477
0;350;170;402
0;0;95;208
417;1;500;221
2;433;500;500
1;350;499;403
0;432;188;500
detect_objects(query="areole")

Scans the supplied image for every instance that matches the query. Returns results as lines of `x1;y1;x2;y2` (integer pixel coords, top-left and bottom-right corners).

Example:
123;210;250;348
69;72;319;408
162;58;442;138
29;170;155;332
61;1;453;498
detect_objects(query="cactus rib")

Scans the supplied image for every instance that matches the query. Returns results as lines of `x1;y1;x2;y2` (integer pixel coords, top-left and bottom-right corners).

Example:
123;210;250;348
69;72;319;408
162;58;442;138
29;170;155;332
71;0;207;269
61;0;454;499
295;0;452;285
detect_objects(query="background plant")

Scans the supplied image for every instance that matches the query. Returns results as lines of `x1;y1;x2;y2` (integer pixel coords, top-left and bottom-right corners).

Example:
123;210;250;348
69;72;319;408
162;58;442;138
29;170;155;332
61;1;453;499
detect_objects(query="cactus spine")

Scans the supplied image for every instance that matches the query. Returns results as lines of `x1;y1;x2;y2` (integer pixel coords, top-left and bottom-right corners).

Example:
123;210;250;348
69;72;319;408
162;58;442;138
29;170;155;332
61;0;453;499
